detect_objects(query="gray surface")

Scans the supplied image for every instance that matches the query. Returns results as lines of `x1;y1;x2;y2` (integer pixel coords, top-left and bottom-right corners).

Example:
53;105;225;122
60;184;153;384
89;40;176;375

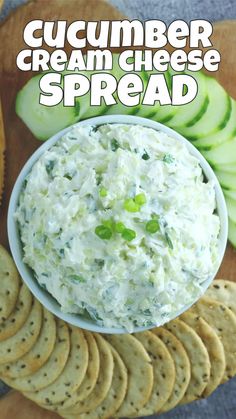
1;0;236;418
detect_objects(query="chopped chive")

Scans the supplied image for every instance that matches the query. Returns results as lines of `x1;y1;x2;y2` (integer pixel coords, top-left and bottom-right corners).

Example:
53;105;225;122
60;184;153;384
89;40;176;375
111;138;120;152
69;275;86;283
99;187;108;197
134;193;146;206
115;222;126;233
95;225;112;240
165;232;173;249
45;160;55;177
122;228;136;241
64;173;73;180
94;258;105;268
124;198;140;212
163;154;174;164
96;173;103;185
22;179;28;189
146;220;160;234
59;249;65;257
143;308;152;316
142;150;150;160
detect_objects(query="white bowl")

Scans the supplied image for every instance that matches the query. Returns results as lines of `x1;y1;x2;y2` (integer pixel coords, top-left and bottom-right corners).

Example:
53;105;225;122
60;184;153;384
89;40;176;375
8;115;228;334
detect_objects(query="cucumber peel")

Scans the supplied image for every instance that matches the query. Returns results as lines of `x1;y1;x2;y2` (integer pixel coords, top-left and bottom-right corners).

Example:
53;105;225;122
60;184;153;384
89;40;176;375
168;70;208;129
177;76;231;140
194;99;236;150
214;170;236;191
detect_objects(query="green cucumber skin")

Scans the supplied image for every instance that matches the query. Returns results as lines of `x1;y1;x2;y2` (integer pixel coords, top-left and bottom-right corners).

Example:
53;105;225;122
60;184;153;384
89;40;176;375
187;95;232;141
195;99;236;150
177;77;231;141
202;136;236;167
215;163;236;174
167;71;208;129
156;107;177;123
185;96;209;127
215;170;236;191
104;102;142;116
224;189;236;200
134;70;171;119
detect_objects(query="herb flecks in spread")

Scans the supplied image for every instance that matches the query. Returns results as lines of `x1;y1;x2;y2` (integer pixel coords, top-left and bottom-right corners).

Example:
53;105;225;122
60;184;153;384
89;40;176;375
15;124;220;331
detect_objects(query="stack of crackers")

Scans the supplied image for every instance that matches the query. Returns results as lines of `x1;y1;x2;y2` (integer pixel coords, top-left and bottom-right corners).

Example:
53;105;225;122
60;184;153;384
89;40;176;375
0;243;236;419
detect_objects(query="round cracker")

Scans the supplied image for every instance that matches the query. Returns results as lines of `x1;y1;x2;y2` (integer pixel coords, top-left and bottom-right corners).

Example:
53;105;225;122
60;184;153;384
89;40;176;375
104;333;153;417
63;346;128;419
60;333;114;416
0;298;42;364
50;330;100;412
189;297;236;382
132;331;175;416
181;311;226;396
24;326;88;406
153;327;191;413
206;279;236;315
0;245;20;320
2;319;70;392
165;318;210;405
0;308;56;378
0;284;32;342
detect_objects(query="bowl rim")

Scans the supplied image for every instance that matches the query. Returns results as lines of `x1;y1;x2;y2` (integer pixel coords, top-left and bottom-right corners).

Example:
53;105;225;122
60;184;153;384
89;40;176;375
7;114;228;334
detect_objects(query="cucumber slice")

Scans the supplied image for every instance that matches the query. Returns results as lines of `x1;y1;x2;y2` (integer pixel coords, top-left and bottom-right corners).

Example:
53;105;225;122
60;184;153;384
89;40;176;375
202;136;236;166
224;189;236;200
229;218;236;248
16;74;80;141
154;103;178;123
215;170;236;190
214;163;236;174
137;69;172;119
152;71;181;123
225;196;236;223
168;71;208;129
79;70;111;120
104;53;143;116
194;99;236;149
177;76;231;140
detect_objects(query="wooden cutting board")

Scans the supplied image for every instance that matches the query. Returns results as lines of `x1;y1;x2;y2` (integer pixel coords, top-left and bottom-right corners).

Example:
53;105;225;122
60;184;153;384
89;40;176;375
0;0;236;417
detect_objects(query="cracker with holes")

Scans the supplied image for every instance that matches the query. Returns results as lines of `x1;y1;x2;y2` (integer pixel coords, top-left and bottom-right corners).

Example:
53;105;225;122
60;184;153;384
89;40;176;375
2;319;70;392
64;346;128;419
181;311;226;396
0;284;32;342
52;330;100;413
0;308;56;378
153;327;191;413
206;279;236;315
104;334;153;417
24;326;88;406
0;299;42;364
133;331;175;416
0;245;20;320
188;297;236;382
59;333;114;416
165;318;210;405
